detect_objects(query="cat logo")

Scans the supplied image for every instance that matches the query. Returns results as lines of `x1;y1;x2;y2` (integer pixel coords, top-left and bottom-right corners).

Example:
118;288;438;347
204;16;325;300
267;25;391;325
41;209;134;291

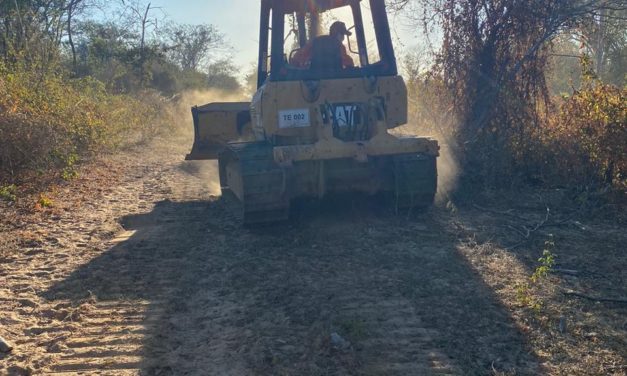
320;103;363;127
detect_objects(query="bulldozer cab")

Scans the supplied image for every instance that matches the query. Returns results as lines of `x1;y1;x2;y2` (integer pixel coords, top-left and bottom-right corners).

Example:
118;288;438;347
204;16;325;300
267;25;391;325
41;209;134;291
257;0;398;87
186;0;406;161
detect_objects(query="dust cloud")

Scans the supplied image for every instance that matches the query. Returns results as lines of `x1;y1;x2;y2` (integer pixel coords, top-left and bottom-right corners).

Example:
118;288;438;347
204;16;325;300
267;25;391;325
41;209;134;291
166;89;248;196
168;89;461;201
433;135;460;204
393;120;461;205
168;88;248;137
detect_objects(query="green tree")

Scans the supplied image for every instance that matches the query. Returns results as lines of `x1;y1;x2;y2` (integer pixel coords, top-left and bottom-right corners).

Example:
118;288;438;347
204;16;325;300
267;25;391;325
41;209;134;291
575;7;626;86
165;23;224;71
206;58;241;92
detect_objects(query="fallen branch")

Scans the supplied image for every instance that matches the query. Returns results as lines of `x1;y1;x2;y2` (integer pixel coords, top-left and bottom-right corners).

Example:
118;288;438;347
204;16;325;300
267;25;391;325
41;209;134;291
506;224;529;238
472;203;530;220
562;290;627;304
505;207;551;249
505;239;531;250
522;207;550;238
551;268;579;276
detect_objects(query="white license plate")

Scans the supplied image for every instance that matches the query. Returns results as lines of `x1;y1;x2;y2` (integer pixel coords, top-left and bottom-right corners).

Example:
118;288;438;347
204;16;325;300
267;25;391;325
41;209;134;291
278;109;310;129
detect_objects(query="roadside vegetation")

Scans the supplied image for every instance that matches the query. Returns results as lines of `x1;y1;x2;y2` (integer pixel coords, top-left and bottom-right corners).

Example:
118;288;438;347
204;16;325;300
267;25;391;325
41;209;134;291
393;1;626;373
0;0;245;193
395;0;626;198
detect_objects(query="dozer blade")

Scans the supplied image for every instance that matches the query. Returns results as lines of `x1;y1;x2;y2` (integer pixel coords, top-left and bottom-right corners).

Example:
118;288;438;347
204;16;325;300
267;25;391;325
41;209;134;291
186;102;254;160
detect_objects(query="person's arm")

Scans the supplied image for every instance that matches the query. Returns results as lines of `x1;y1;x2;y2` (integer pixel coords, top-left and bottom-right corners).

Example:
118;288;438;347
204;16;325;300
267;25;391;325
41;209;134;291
290;41;313;68
340;45;355;68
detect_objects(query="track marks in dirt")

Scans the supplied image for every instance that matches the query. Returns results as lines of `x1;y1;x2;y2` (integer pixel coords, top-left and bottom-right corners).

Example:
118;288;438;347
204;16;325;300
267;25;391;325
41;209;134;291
0;147;194;375
44;301;150;374
1;144;540;375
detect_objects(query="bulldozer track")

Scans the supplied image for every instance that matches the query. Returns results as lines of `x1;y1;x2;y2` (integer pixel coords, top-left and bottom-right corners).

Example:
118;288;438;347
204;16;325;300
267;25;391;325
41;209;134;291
219;142;290;224
0;145;539;375
392;153;437;211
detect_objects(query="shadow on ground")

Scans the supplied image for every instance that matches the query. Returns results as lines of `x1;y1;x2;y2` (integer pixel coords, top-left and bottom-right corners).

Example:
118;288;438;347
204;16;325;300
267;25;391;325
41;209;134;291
449;193;627;374
43;196;540;375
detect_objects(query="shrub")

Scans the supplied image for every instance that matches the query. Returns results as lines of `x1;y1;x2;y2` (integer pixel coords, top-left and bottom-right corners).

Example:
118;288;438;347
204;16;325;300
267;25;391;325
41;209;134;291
0;62;173;182
516;236;557;312
534;63;626;191
37;193;54;208
0;184;17;202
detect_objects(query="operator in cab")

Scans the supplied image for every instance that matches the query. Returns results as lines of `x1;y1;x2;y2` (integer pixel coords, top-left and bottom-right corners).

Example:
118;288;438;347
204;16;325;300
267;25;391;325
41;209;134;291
290;21;355;69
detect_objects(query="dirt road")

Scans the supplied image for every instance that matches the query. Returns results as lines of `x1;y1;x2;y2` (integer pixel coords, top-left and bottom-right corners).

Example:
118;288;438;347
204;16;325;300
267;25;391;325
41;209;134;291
1;140;625;375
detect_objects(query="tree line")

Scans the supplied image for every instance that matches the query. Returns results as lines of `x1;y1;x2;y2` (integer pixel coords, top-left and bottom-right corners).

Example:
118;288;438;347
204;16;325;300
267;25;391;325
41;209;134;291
0;0;242;94
0;0;250;183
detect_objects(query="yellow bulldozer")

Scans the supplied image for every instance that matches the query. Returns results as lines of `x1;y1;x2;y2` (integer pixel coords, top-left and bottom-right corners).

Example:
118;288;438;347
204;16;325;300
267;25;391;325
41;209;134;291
186;0;439;224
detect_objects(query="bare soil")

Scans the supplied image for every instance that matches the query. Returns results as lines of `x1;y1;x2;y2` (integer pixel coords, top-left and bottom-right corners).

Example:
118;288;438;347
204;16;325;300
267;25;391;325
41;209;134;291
0;138;625;375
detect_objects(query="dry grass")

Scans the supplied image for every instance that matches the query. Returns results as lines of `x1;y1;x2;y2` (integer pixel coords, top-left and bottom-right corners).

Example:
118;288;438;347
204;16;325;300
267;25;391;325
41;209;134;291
0;63;175;185
450;191;627;375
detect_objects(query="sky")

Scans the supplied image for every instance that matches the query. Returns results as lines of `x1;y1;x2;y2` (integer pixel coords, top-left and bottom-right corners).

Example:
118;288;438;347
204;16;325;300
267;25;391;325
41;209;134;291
148;0;261;70
145;0;424;74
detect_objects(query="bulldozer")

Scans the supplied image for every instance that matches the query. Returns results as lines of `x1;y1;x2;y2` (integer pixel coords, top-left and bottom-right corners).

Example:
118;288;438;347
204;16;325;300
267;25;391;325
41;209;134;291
186;0;439;224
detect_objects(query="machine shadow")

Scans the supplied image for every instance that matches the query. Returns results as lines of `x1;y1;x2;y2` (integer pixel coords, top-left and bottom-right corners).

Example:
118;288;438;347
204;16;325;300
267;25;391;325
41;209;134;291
43;196;541;375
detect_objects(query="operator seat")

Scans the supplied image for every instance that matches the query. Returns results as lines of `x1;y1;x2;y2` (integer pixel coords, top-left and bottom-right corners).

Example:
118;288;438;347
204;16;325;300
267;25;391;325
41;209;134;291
309;35;343;75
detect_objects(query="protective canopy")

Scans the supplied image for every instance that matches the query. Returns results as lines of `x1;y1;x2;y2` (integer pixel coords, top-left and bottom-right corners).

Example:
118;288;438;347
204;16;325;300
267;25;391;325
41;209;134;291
275;0;356;13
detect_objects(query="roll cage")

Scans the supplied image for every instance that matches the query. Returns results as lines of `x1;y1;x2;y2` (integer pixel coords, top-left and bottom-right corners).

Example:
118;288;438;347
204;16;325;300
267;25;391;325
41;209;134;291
257;0;398;88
